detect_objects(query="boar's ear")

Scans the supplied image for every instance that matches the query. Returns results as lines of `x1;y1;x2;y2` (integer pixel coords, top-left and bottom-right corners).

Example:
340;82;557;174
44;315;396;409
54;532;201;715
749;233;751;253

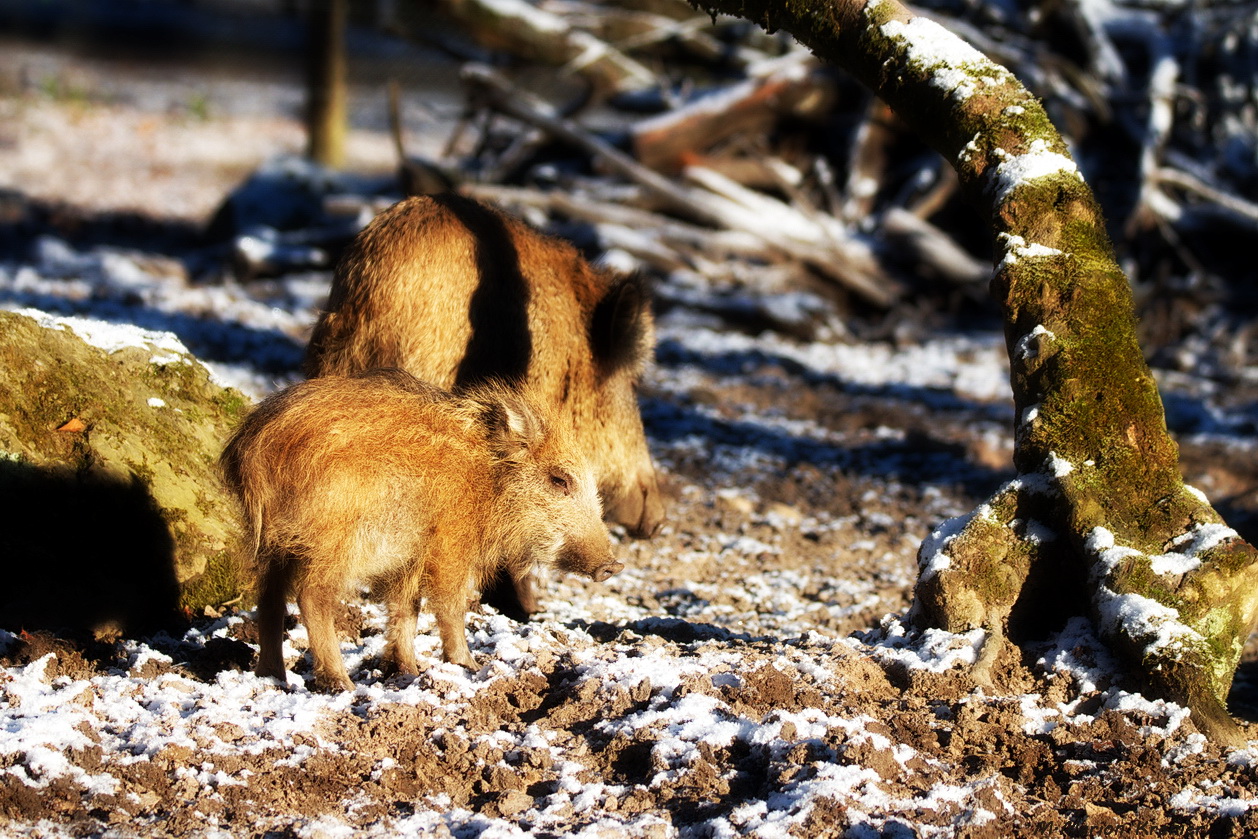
590;273;652;377
481;392;544;463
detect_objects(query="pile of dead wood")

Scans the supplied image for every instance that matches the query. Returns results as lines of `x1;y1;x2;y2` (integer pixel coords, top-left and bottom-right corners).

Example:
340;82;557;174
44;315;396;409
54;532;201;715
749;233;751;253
390;0;1258;350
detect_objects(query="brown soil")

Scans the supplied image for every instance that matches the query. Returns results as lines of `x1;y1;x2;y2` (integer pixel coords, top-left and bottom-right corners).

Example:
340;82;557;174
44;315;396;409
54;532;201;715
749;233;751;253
0;352;1256;837
4;28;1258;839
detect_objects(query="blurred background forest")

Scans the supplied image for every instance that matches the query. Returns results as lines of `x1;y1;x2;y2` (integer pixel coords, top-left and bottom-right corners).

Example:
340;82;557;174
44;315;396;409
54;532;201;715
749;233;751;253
1;0;1257;379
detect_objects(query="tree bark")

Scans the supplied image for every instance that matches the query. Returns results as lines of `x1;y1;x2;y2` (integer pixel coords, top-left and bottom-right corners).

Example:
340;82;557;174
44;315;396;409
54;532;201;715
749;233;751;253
686;0;1258;744
306;0;349;168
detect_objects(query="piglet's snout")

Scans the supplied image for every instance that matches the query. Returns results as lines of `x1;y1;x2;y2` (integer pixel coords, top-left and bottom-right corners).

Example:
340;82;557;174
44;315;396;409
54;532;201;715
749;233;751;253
590;562;624;582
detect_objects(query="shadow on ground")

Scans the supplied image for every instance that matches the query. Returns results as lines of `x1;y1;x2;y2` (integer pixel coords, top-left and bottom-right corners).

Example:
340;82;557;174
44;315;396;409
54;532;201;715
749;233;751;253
0;458;183;636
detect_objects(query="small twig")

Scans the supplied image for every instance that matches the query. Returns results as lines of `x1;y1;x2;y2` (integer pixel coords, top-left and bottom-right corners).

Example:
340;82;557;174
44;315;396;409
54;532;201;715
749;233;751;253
1155;167;1258;229
462;64;730;228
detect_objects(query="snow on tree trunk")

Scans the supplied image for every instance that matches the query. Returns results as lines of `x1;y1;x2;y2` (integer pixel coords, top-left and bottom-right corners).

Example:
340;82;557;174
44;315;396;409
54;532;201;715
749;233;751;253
687;0;1258;743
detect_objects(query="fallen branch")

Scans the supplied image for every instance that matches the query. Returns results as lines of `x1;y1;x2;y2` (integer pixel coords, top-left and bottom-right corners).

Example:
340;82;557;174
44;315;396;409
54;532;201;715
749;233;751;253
630;50;829;172
1154;167;1258;231
435;0;659;92
463;182;773;263
461;63;729;226
682;164;900;306
463;64;900;307
881;208;988;286
547;0;733;64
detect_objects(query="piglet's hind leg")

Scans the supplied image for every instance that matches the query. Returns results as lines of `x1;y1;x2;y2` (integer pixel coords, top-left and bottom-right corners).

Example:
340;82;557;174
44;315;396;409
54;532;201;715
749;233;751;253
297;585;354;691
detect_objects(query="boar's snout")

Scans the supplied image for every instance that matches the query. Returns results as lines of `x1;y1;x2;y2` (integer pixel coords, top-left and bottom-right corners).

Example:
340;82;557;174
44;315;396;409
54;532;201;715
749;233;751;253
590;561;624;583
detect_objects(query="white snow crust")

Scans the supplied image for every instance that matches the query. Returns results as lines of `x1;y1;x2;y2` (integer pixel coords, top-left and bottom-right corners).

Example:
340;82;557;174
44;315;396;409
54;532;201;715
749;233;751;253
0;184;1254;834
988;140;1081;202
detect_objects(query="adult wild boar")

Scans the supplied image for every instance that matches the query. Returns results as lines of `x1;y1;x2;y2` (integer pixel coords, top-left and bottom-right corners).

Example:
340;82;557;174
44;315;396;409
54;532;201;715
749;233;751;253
219;369;620;691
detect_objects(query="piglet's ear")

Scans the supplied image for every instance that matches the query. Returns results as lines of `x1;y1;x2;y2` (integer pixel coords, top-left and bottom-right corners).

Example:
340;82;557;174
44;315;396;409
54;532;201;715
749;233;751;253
482;391;544;463
591;273;653;377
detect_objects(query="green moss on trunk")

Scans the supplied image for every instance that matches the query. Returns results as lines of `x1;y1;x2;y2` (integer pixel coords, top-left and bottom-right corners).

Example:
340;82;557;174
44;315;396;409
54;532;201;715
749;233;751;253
688;0;1258;743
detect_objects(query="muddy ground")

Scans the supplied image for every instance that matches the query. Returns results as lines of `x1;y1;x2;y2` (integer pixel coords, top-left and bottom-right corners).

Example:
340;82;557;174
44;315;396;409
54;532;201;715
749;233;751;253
5;13;1258;839
2;323;1257;837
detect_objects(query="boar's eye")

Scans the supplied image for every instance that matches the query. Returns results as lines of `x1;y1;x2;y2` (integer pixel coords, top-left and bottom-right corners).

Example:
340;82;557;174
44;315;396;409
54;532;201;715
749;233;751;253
548;470;572;495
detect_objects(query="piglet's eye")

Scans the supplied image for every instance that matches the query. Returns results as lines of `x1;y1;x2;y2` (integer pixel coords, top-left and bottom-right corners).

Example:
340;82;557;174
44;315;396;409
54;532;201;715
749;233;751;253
549;471;572;495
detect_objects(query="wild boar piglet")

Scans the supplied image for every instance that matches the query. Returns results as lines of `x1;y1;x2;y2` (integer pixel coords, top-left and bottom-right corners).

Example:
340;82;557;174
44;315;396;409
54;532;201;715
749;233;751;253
219;368;620;691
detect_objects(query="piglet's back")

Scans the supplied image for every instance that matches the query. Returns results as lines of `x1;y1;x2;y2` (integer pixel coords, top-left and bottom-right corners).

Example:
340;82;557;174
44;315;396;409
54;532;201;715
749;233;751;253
229;370;484;462
220;371;496;565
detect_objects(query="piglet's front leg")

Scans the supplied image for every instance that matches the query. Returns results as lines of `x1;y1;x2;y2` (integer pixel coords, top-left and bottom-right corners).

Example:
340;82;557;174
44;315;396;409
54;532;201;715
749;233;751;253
433;597;476;669
427;557;478;669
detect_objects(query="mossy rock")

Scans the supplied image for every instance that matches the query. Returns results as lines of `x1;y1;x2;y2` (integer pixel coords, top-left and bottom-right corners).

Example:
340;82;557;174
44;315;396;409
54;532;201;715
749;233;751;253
0;309;249;636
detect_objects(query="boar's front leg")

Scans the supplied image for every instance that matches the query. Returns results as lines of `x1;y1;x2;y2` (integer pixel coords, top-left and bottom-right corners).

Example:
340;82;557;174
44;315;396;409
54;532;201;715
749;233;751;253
297;585;354;692
511;568;540;615
479;567;540;622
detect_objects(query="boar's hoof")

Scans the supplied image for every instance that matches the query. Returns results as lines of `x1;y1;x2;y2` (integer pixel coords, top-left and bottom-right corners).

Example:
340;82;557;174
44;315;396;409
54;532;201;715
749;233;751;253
445;652;478;670
255;662;286;682
256;670;295;692
312;673;356;693
381;658;420;680
590;562;624;583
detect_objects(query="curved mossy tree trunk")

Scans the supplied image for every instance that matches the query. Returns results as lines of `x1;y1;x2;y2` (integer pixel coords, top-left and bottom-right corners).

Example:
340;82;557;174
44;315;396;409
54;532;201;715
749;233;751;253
687;0;1258;744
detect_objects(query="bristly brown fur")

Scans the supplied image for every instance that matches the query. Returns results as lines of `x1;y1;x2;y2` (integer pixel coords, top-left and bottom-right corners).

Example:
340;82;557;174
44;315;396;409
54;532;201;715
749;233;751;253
219;369;620;691
304;194;666;547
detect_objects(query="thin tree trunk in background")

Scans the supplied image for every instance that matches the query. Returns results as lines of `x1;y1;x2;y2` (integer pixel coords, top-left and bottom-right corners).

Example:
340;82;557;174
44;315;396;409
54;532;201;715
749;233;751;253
306;0;348;168
685;0;1258;744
